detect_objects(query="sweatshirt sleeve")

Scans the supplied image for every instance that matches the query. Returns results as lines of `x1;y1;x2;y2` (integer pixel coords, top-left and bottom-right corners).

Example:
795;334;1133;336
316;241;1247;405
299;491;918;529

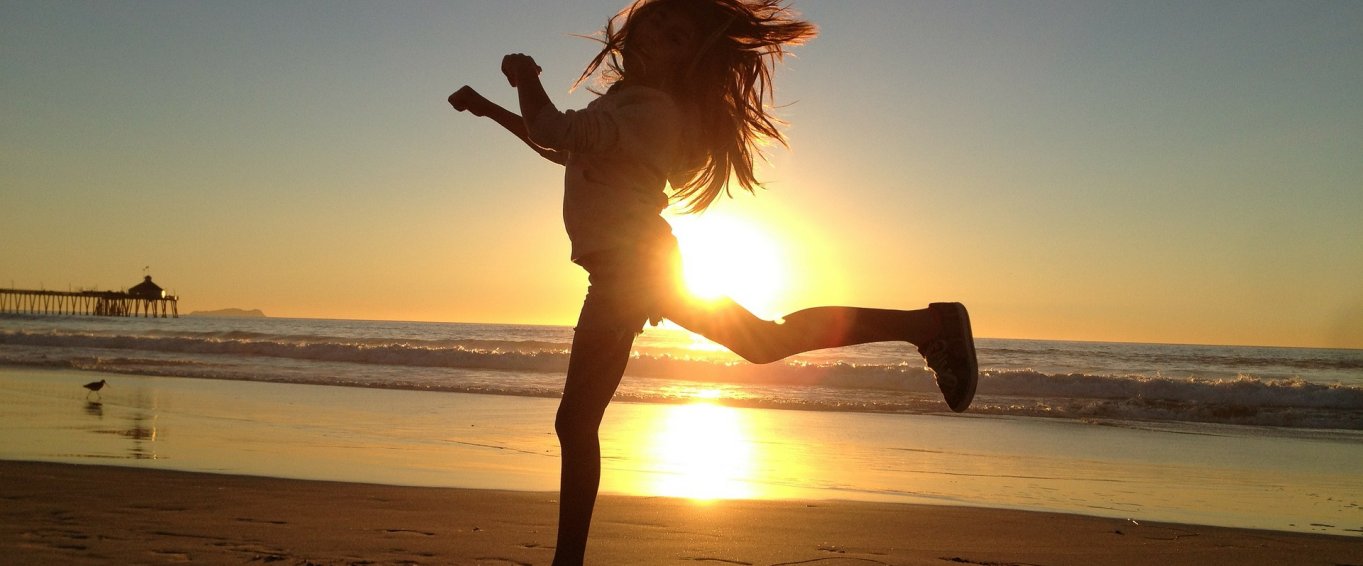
528;87;679;157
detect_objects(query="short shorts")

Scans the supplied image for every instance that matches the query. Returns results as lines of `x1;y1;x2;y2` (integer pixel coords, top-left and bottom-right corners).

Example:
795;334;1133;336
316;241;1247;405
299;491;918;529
574;242;684;334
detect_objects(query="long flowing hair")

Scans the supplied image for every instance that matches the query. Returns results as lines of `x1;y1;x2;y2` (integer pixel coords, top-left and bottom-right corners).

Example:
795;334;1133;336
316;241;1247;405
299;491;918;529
573;0;816;213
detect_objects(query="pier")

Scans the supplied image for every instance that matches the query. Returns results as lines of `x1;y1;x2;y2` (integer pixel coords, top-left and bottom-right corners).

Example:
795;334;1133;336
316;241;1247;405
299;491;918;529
0;276;178;318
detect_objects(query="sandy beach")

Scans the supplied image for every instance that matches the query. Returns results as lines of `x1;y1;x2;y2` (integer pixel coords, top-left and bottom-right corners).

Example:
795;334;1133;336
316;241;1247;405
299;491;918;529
5;460;1361;565
3;365;1362;564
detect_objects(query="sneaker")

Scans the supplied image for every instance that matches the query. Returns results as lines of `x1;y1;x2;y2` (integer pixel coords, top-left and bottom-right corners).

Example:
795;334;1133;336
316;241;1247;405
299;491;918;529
918;302;978;412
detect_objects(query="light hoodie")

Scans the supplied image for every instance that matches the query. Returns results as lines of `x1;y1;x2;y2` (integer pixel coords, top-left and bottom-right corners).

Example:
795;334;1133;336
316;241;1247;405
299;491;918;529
528;84;684;263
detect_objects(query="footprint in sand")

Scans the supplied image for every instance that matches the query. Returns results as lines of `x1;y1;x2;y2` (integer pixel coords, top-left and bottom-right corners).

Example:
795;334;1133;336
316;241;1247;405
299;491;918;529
234;517;288;525
149;549;191;563
381;528;436;536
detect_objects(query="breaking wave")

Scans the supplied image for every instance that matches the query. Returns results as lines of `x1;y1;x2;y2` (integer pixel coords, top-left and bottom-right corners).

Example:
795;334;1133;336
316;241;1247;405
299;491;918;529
3;329;1361;430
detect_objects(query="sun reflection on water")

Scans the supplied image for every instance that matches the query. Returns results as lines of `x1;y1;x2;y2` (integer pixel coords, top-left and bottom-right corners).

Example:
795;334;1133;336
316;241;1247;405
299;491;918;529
644;396;756;502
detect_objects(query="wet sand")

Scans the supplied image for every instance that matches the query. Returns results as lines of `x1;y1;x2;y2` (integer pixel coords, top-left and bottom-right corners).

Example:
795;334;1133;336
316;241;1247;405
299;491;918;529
3;460;1359;565
4;367;1363;539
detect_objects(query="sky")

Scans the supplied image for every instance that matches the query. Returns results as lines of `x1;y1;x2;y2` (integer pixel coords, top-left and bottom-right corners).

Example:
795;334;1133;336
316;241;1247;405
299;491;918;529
3;1;1361;349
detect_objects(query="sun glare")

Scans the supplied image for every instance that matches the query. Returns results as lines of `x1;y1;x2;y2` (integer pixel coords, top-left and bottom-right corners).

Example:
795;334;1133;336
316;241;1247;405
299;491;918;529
668;210;787;316
693;388;723;400
647;399;755;501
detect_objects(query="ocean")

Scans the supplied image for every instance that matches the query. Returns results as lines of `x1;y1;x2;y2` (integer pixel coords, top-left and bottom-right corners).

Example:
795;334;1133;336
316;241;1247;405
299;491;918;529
3;314;1362;536
2;314;1360;430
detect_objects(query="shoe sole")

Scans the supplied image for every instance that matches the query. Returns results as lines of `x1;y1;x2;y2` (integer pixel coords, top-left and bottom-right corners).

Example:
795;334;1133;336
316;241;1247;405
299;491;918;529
932;302;978;413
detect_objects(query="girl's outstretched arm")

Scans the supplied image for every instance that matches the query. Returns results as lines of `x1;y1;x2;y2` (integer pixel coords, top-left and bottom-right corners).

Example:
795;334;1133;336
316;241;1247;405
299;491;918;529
448;85;565;165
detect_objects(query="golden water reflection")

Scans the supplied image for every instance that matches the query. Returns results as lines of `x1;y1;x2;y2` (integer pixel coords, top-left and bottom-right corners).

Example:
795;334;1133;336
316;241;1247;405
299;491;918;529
636;398;759;502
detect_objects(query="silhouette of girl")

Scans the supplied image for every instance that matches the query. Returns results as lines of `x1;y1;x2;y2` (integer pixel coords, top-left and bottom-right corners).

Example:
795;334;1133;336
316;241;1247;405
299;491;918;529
449;1;977;563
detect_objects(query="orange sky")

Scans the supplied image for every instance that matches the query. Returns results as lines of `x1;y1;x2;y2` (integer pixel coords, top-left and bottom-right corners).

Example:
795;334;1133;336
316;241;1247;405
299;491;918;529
3;2;1361;349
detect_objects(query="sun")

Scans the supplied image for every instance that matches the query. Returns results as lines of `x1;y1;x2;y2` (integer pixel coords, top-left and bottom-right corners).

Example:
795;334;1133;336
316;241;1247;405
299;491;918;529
667;210;787;315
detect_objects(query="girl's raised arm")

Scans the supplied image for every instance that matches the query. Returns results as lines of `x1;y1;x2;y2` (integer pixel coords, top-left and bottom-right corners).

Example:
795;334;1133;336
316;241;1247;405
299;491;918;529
448;85;565;165
500;53;553;133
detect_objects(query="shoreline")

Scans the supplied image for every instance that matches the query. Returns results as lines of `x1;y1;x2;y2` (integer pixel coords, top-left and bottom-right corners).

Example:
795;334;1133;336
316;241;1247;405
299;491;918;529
3;366;1363;539
4;460;1360;565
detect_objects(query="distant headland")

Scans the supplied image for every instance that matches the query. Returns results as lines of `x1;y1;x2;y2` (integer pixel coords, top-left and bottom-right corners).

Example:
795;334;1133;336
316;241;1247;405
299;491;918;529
187;308;267;318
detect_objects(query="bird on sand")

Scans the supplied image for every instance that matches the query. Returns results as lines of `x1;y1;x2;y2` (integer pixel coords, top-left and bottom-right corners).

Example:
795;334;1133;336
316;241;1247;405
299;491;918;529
83;379;108;399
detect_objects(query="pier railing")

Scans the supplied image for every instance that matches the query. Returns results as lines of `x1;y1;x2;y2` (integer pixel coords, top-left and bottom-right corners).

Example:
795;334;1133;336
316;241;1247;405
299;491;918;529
0;289;179;318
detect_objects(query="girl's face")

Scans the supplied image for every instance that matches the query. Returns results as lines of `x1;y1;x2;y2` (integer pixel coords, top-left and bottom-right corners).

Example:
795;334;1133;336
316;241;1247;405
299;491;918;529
622;3;700;85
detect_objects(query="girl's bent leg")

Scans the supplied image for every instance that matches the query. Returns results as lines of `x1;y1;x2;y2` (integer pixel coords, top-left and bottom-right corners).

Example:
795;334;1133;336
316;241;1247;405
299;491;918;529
665;297;940;364
667;297;980;412
553;328;636;566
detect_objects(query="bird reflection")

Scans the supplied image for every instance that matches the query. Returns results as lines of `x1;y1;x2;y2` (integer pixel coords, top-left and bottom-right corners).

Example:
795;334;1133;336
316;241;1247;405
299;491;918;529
80;383;161;460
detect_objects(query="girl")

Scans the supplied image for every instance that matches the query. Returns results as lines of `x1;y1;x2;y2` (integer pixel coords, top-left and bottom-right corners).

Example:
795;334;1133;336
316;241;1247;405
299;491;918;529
449;1;977;563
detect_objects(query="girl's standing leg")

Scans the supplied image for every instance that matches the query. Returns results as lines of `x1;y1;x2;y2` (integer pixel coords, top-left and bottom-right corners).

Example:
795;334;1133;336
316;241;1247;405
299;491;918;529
552;328;636;566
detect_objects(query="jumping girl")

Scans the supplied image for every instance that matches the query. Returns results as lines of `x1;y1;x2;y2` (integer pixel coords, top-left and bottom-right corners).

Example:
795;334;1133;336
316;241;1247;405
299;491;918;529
448;1;978;563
